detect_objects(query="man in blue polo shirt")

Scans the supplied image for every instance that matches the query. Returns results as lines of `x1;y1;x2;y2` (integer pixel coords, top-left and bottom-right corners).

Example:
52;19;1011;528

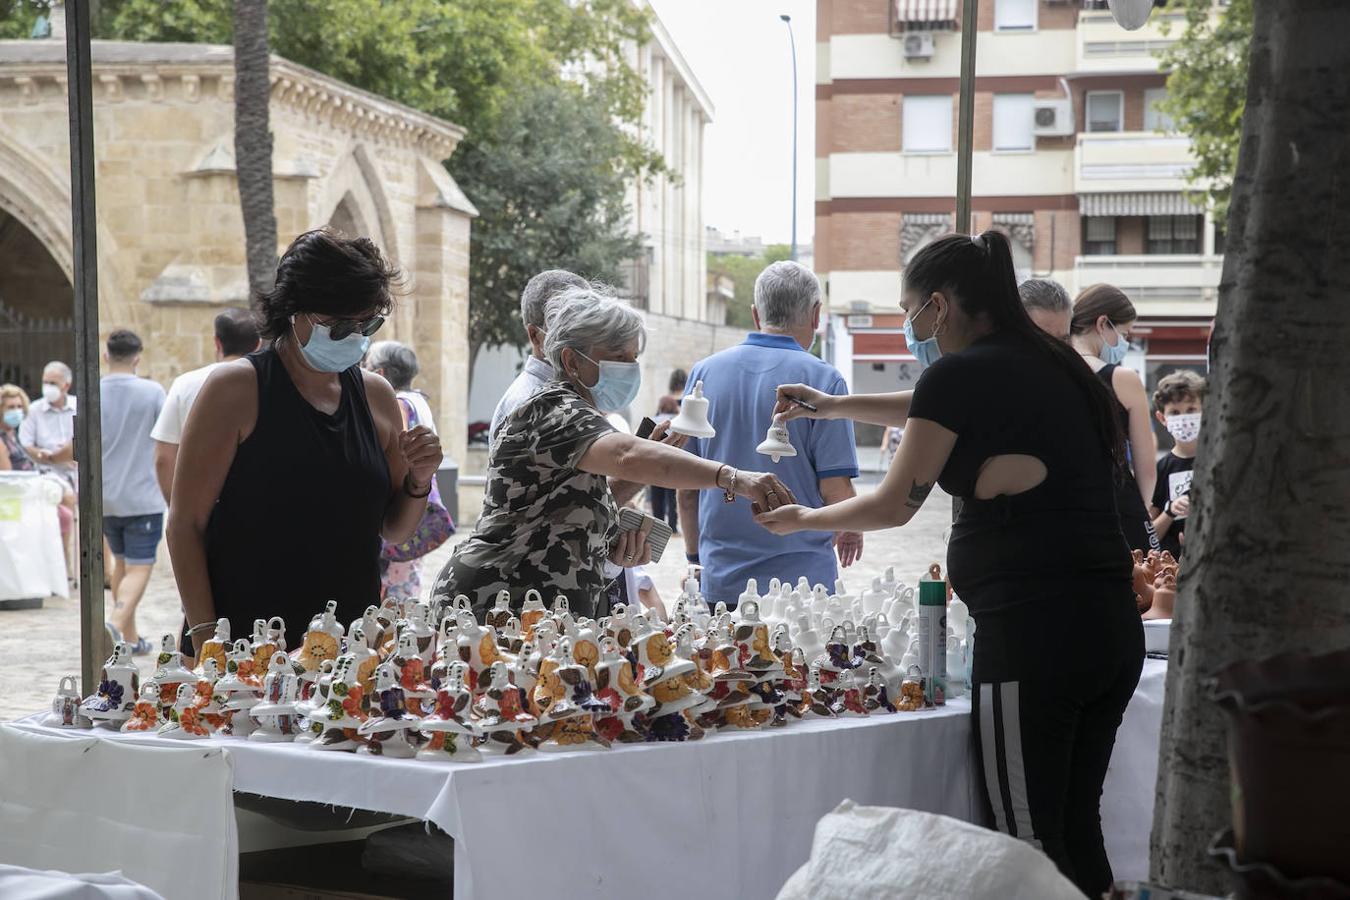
679;261;861;606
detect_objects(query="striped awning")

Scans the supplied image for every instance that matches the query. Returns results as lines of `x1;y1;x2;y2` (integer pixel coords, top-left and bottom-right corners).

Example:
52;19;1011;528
903;212;952;226
895;0;959;28
993;212;1035;225
1079;192;1203;217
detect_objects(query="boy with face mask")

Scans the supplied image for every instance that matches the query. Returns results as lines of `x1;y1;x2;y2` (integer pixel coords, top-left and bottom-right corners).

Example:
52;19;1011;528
1151;371;1206;559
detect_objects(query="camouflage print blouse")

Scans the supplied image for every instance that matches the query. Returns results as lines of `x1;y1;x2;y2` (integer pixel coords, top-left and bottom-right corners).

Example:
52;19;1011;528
431;382;618;620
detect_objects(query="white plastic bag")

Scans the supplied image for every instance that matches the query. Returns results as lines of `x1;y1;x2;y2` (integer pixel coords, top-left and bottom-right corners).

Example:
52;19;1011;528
0;472;67;600
776;800;1082;900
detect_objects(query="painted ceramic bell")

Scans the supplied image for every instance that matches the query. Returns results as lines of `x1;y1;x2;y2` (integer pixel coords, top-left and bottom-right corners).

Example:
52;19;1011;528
152;633;196;688
251;616;287;671
196;618;230;676
755;416;796;463
48;675;90;728
537;650;611;752
418;662;484;762
292;657;334;744
820;625;863;675
605;603;639;650
633;620;691;687
472;661;537;755
456;616;502;693
863;667;896;713
121;680;162;732
250;651;301;742
346;622;380;691
400;602;437;665
733;600;781;675
308;655;367;751
485;589;514;632
800;663;836;719
158;681;216;739
216;639;263;694
391;631;436;712
293;602;343;676
80;642;138;725
593;637;653;743
896;665;925;712
669;379;715;438
356;662;424;758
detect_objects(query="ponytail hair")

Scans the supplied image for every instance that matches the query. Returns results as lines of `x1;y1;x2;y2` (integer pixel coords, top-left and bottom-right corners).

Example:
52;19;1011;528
1071;283;1137;336
905;230;1126;473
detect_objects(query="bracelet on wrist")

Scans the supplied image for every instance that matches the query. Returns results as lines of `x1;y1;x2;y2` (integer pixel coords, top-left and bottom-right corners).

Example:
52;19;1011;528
187;621;218;637
686;553;700;565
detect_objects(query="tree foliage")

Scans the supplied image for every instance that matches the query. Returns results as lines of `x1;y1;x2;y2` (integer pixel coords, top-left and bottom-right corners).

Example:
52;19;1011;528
1157;0;1252;222
0;0;663;362
707;244;792;329
457;80;642;368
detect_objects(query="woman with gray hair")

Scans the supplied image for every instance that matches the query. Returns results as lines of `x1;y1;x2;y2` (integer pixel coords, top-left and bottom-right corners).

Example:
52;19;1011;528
432;287;796;620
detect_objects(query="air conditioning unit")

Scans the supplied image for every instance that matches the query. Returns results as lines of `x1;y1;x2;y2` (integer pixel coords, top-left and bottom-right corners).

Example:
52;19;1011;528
1033;99;1074;136
903;32;935;60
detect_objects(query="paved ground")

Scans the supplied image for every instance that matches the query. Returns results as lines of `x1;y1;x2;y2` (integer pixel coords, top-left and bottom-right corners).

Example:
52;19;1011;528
0;468;952;721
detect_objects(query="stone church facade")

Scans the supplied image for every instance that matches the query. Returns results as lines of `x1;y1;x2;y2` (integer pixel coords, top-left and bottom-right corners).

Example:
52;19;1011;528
0;39;476;463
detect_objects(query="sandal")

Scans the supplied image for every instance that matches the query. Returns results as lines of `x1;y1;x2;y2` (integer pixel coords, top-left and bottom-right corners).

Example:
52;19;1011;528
130;637;153;656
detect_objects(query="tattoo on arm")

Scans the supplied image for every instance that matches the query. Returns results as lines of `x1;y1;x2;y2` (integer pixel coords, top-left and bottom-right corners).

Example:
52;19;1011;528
905;480;934;510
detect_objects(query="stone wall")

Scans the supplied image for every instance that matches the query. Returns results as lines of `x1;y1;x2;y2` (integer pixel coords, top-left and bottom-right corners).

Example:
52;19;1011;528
631;310;748;424
0;40;474;465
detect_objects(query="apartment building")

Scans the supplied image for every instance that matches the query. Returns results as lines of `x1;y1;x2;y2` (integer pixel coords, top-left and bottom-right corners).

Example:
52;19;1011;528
816;0;1218;417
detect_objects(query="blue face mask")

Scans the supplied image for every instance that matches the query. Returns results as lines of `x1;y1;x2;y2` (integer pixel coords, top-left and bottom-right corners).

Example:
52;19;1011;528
902;295;943;370
295;315;370;373
1100;323;1130;366
576;351;642;413
2;409;22;429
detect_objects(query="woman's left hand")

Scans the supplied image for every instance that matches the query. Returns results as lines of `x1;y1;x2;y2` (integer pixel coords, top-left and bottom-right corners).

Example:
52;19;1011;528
609;519;653;567
754;504;811;535
399;425;443;492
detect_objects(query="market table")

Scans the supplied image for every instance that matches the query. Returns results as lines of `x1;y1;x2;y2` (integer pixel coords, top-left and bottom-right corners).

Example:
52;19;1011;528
1102;656;1168;882
4;700;979;900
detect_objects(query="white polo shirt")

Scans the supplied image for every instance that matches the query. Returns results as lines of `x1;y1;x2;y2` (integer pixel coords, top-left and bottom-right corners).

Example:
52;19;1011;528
151;362;224;445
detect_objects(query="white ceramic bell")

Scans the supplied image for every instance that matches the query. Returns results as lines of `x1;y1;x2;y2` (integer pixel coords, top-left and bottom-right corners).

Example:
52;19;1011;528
861;578;886;617
947;595;970;642
121;681;162;733
737;579;759;611
756;416;796;463
793;614;824;665
80;642;138;725
945;634;966;698
670;380;715;438
250;651;301;742
879;566;898;597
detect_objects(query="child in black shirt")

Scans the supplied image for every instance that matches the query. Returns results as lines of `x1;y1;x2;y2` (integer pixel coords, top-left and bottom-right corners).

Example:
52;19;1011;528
1151;371;1205;558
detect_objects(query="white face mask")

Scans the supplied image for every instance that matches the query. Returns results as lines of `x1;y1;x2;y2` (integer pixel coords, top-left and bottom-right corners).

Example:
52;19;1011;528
1165;413;1201;443
42;383;62;405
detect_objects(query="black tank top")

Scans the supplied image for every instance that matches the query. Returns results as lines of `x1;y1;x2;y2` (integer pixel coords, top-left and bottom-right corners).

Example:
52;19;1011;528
1095;364;1151;522
205;347;390;644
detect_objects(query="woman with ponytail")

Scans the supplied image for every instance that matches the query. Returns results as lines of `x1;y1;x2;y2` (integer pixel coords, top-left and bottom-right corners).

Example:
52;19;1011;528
758;230;1142;897
1070;284;1161;553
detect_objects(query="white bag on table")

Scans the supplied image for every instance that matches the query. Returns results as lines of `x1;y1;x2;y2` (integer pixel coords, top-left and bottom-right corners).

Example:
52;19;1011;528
776;800;1082;900
0;864;165;899
0;471;67;601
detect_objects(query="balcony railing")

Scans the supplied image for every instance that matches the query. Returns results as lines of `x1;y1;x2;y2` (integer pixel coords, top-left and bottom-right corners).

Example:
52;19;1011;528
1076;8;1185;72
1076;131;1196;193
1075;254;1222;304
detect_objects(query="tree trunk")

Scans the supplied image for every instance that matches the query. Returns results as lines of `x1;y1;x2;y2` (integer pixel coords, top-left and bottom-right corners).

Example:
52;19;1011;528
233;0;277;301
1149;0;1350;891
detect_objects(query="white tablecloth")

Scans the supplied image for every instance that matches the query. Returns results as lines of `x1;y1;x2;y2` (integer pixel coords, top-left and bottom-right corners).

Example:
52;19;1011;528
8;703;978;900
1102;657;1168;882
0;726;237;900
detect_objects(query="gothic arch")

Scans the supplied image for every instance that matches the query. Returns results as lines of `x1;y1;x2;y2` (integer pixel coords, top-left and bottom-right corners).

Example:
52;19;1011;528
316;143;399;264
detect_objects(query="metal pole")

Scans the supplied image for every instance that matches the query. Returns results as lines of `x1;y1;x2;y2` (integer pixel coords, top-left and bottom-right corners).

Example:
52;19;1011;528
781;14;798;261
954;0;979;234
65;0;106;694
952;0;979;525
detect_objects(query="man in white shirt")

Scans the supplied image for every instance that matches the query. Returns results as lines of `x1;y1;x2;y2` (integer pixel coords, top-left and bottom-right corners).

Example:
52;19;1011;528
19;360;77;477
150;308;260;505
488;269;588;442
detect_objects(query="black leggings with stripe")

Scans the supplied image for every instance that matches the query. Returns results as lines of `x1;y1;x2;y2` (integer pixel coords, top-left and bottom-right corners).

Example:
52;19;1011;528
970;592;1144;898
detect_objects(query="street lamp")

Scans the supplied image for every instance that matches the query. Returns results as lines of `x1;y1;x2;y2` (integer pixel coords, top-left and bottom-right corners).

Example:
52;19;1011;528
780;13;798;262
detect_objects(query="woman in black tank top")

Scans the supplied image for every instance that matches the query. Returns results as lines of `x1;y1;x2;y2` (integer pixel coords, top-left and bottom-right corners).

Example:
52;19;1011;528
167;231;444;658
757;232;1142;897
1070;285;1161;553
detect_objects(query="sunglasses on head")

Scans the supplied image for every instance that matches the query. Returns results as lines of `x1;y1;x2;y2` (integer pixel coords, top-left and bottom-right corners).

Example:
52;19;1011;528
310;313;386;341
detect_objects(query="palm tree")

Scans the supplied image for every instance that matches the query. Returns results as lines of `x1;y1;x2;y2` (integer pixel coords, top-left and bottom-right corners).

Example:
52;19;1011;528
1150;0;1350;892
233;0;277;299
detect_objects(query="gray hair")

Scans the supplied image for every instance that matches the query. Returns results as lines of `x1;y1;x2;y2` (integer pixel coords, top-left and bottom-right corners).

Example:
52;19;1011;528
1018;278;1071;315
521;269;588;329
365;340;419;391
543;287;647;378
43;360;73;385
754;261;821;328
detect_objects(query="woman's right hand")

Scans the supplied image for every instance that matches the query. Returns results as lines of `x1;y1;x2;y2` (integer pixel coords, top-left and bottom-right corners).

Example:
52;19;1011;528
735;470;797;511
772;383;834;422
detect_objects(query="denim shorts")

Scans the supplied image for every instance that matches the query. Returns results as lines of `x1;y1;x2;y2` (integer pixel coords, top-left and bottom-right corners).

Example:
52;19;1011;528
103;513;164;565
